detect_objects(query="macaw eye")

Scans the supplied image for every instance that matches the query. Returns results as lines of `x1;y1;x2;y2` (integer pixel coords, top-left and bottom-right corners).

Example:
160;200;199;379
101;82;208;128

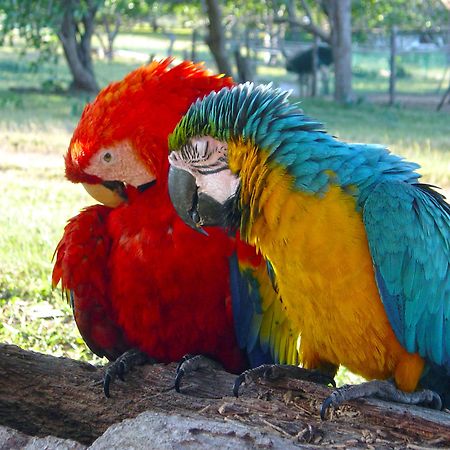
103;152;112;163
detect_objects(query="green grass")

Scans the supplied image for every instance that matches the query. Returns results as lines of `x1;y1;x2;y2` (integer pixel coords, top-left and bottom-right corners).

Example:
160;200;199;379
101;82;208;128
0;37;449;378
0;166;98;361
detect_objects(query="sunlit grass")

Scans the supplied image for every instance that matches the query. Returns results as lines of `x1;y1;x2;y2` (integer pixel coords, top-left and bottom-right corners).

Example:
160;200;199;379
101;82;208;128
0;165;98;362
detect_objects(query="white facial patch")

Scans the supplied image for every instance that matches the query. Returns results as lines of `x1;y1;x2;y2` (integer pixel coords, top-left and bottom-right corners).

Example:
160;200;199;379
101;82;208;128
197;167;240;204
85;140;155;187
169;136;239;204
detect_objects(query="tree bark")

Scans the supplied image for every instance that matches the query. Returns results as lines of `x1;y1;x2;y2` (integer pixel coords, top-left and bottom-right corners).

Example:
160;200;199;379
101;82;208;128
203;0;233;77
389;26;397;106
234;47;254;83
286;0;301;38
311;35;319;97
1;344;450;448
326;0;353;103
96;15;121;61
58;0;99;93
191;29;199;61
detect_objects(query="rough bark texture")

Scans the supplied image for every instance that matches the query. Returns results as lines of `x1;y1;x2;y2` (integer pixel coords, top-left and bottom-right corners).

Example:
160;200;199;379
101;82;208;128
95;15;121;61
234;47;254;83
326;0;353;103
1;344;450;448
204;0;233;77
58;0;99;93
389;26;397;106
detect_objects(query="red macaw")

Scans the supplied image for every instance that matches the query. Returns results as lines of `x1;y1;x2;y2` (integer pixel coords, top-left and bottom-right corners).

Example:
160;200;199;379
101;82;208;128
52;59;300;396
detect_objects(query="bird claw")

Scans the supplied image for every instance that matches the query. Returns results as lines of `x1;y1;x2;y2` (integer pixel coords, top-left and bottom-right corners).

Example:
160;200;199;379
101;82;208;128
233;364;336;398
320;380;443;420
103;348;153;398
174;354;221;393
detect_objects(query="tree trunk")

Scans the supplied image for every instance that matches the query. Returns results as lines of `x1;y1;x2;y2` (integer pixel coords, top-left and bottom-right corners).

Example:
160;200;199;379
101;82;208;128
191;29;198;61
326;0;353;103
389;26;397;106
203;0;233;77
1;344;450;448
286;0;301;38
234;47;254;83
58;0;99;93
103;15;121;61
311;36;319;97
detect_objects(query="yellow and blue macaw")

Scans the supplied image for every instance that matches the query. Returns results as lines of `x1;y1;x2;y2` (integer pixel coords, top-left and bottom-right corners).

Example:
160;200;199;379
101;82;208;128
167;83;450;414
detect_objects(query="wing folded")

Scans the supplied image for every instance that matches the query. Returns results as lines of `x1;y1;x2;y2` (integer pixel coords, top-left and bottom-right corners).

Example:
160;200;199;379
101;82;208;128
364;182;450;371
52;205;130;360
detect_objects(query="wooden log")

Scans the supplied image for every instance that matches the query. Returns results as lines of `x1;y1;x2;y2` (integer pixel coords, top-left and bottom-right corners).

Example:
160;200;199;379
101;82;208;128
1;344;449;447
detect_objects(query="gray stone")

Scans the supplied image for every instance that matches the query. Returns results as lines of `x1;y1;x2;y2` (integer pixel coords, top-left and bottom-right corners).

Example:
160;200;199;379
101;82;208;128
0;425;86;450
89;411;301;449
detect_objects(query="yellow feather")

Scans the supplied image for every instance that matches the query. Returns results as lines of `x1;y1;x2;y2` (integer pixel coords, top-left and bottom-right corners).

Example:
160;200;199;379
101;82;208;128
229;141;425;391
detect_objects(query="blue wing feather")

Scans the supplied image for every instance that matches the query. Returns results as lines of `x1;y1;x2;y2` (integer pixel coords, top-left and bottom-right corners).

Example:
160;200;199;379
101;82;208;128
228;252;273;367
364;182;450;372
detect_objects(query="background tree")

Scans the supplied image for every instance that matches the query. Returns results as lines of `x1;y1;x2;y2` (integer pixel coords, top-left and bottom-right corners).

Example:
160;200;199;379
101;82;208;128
352;0;449;32
0;0;102;92
95;0;154;61
326;0;353;103
278;0;353;103
203;0;233;77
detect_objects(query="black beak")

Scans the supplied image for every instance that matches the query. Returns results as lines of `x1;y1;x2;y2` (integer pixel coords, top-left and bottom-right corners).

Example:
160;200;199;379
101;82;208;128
168;167;240;235
168;167;208;235
102;180;128;201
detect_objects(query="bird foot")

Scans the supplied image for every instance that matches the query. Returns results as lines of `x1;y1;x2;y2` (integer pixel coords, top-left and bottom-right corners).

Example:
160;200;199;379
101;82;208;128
103;348;155;398
233;364;336;398
175;354;222;393
321;379;442;420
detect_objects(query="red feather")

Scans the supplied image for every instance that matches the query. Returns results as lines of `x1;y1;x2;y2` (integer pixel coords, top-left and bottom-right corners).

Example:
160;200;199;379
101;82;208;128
53;60;254;372
52;205;131;359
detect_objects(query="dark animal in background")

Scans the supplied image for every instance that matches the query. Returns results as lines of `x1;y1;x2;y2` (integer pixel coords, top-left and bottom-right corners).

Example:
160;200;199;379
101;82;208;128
286;45;333;96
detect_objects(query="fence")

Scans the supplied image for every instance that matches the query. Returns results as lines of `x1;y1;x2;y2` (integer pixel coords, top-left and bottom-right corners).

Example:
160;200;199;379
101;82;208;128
227;28;450;108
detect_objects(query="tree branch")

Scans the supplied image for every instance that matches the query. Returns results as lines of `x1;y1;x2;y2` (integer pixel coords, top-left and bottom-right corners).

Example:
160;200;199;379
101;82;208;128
1;344;450;447
275;0;331;44
274;17;331;43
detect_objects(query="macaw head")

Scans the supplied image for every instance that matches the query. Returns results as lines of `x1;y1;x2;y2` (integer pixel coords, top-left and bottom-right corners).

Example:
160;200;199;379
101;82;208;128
65;58;234;207
168;83;301;236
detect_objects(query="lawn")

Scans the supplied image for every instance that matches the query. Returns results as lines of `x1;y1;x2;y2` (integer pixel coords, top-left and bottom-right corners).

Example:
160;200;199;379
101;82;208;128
0;36;449;383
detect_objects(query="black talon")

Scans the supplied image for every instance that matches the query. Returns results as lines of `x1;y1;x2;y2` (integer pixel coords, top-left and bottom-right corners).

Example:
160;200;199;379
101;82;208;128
174;354;192;392
233;373;246;397
176;354;191;373
233;364;336;399
320;396;334;420
103;373;112;398
174;368;185;393
173;354;221;393
102;348;153;398
315;371;336;387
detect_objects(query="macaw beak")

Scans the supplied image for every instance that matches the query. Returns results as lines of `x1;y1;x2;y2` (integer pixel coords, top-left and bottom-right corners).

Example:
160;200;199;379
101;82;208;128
83;181;128;207
168;167;208;235
168;166;239;234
